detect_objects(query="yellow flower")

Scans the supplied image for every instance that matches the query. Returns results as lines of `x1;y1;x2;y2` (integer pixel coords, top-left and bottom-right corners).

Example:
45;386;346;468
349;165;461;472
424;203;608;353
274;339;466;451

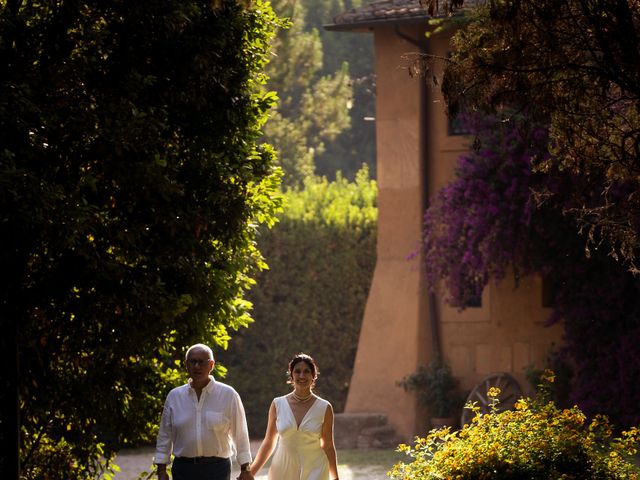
541;369;555;383
514;399;528;411
487;387;501;398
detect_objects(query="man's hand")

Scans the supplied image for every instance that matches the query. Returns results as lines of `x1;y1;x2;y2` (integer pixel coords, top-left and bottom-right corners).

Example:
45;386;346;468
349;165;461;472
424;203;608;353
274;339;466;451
237;470;254;480
156;464;169;480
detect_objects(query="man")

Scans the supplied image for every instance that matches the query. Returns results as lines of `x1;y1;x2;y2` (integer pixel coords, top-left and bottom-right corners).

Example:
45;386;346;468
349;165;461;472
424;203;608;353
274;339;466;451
155;344;253;480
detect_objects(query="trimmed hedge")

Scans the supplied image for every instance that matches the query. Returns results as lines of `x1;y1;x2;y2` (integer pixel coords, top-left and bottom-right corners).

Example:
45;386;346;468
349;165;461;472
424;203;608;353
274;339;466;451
222;167;377;436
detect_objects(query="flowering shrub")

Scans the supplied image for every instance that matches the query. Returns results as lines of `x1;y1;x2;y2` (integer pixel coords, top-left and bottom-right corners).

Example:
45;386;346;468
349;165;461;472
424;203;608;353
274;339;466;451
390;377;640;480
421;113;640;427
423;114;546;305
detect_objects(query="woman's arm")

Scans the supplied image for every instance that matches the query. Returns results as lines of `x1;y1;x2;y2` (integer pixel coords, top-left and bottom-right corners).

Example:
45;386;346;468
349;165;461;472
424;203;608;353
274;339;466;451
249;401;279;476
320;403;339;480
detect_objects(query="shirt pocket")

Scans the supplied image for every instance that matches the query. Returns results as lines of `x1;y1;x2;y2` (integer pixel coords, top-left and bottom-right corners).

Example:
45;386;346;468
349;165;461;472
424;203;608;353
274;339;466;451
205;411;229;432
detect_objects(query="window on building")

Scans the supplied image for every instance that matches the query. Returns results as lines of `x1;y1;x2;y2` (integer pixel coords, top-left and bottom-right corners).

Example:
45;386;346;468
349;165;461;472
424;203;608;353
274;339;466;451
464;293;482;308
447;111;471;136
450;290;482;308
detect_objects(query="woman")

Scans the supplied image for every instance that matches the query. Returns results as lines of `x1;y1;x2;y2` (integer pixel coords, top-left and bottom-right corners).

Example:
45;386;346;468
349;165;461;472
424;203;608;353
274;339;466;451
249;353;339;480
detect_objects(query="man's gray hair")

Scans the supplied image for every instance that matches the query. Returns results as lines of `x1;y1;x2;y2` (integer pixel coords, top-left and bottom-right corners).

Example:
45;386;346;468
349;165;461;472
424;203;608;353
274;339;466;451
185;343;214;362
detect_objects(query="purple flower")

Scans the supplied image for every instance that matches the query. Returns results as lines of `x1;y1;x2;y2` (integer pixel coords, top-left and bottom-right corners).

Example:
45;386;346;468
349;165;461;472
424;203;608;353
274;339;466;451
420;112;640;428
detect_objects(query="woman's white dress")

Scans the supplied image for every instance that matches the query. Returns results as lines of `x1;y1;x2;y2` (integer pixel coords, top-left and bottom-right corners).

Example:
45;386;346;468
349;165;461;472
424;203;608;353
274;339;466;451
268;395;330;480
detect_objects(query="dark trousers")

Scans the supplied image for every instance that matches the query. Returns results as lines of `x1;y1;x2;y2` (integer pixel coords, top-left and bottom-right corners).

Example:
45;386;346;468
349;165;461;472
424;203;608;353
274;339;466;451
172;457;231;480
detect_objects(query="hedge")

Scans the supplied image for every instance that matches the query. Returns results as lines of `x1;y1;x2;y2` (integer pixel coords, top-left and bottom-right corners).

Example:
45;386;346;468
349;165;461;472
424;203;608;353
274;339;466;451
222;167;377;436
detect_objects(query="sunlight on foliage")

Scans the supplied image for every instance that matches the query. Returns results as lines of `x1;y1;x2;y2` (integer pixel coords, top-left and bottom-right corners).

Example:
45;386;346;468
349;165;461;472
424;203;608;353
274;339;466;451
390;375;640;480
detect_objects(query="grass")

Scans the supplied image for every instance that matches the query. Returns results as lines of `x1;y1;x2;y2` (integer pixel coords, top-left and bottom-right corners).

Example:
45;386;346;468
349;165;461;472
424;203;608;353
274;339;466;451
333;448;408;480
338;448;406;468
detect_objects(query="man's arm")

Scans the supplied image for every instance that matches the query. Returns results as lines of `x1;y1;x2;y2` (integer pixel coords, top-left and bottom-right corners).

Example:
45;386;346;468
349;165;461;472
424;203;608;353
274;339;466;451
154;396;173;478
238;461;252;480
229;391;253;479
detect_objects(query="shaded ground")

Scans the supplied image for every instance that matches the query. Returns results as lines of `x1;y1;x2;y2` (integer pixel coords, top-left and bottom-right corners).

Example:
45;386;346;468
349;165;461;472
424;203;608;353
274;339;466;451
112;441;402;480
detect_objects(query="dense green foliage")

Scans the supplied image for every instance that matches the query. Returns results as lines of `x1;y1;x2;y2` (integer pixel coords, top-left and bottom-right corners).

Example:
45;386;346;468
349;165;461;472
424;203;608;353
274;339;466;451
399;357;462;418
310;0;377;180
223;167;377;436
441;0;640;267
390;375;640;480
0;1;283;478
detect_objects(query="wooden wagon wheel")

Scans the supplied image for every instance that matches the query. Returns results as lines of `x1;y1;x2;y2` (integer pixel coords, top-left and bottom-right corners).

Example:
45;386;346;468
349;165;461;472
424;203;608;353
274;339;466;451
460;372;522;427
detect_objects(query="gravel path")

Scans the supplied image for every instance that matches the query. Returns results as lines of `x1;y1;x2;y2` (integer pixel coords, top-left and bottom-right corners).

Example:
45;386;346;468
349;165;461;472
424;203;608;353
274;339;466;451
112;443;392;480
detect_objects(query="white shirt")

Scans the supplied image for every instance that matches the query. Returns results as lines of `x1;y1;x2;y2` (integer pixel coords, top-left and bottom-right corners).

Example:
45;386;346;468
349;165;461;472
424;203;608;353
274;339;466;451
154;376;252;466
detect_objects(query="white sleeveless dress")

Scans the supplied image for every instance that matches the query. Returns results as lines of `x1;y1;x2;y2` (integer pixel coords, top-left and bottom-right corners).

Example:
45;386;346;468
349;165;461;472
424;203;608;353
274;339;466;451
268;395;330;480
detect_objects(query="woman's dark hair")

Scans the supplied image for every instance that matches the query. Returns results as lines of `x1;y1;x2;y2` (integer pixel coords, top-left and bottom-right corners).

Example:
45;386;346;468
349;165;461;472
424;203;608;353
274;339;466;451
287;353;319;386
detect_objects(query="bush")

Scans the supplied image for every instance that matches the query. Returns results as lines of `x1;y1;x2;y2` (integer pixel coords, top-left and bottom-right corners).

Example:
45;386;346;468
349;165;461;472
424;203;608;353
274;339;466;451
390;373;640;480
1;0;283;477
398;357;463;418
222;166;377;436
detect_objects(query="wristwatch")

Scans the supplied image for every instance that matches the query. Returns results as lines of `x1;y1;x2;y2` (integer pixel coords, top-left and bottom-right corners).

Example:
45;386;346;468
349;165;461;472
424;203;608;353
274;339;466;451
240;463;251;472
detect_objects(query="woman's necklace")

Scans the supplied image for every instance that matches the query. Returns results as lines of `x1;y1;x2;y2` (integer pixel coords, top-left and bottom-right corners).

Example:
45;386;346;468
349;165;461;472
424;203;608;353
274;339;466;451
292;391;313;402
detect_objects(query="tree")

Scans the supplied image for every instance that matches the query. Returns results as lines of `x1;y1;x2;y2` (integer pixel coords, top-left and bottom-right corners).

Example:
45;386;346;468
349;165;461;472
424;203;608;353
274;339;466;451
0;1;282;478
422;0;465;16
440;0;640;268
264;0;354;187
409;0;640;427
308;0;377;179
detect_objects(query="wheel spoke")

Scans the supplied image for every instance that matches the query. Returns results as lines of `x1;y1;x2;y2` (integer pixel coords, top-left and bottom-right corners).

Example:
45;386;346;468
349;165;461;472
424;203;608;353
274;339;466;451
462;373;522;427
472;390;483;400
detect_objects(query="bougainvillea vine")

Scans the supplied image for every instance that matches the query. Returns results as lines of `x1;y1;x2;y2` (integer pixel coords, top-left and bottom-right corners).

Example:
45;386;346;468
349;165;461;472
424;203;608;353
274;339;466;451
422;113;640;427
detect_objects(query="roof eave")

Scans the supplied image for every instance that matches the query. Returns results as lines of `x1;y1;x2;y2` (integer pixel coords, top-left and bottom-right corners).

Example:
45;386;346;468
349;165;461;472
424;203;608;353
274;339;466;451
324;14;430;32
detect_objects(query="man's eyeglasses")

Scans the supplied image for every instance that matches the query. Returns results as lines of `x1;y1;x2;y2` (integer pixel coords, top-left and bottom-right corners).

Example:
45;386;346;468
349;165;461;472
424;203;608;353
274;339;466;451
187;358;211;367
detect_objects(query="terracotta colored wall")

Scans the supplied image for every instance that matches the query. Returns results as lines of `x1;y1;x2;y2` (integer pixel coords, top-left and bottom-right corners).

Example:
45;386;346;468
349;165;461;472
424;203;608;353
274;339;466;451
344;24;433;440
439;274;564;396
345;25;563;441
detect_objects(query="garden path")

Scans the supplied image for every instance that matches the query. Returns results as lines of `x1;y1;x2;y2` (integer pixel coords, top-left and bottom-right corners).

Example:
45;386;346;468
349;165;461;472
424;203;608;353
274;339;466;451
112;442;393;480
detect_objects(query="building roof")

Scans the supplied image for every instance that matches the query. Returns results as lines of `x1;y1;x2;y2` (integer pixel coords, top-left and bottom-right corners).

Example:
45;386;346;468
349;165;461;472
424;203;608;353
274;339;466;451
325;0;477;32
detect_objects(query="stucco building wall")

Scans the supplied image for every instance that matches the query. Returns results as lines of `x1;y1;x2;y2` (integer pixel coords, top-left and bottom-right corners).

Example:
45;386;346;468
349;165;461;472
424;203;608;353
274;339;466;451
339;19;564;441
344;24;433;439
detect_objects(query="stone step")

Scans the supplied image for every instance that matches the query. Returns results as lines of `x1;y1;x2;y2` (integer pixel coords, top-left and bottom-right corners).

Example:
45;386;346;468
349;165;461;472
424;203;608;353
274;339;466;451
357;424;402;449
333;412;400;450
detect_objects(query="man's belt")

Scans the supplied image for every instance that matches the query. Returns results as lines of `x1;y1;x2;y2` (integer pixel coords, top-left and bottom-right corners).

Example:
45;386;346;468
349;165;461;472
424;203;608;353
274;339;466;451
174;456;227;464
